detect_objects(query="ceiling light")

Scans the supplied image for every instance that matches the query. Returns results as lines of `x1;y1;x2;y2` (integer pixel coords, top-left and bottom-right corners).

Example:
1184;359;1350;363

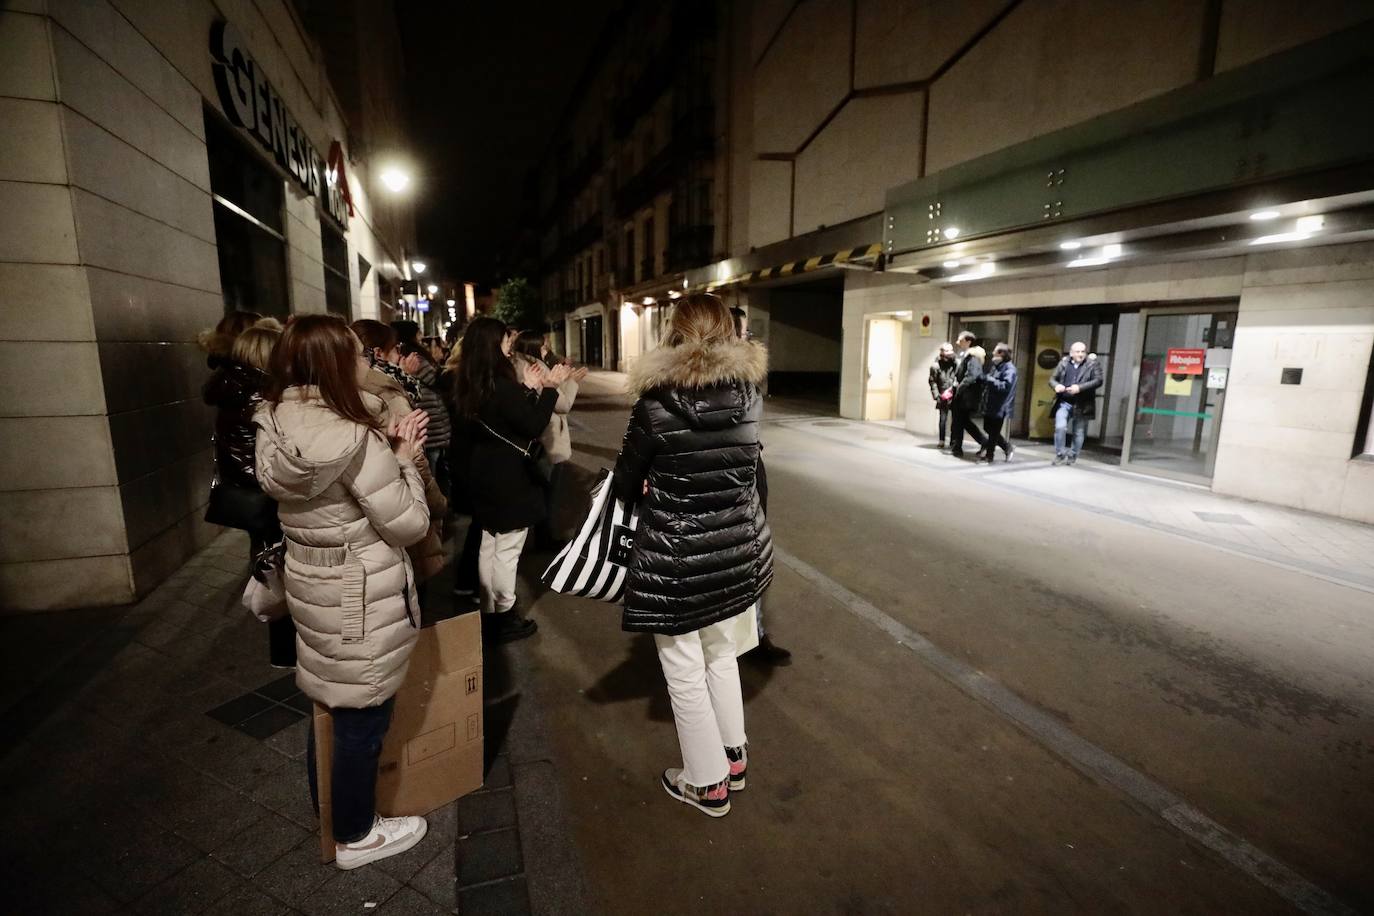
642;297;655;305
1295;215;1324;232
948;262;995;282
1059;240;1083;251
1249;210;1281;221
1251;215;1324;246
410;261;426;274
1102;243;1122;258
668;290;682;299
426;284;438;295
1068;243;1123;268
942;260;962;269
943;227;961;240
446;298;456;307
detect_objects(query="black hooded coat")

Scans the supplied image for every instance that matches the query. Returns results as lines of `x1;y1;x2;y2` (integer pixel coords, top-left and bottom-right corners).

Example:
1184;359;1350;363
612;337;774;635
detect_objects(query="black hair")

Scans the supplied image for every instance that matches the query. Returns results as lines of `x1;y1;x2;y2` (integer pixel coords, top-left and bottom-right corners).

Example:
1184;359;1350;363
453;316;517;417
513;329;544;358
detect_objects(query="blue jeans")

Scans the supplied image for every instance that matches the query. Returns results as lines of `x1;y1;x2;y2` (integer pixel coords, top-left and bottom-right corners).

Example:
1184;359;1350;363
307;698;395;843
1054;402;1088;458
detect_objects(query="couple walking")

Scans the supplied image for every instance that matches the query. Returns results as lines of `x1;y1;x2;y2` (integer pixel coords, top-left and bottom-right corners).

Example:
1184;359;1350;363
930;331;1017;462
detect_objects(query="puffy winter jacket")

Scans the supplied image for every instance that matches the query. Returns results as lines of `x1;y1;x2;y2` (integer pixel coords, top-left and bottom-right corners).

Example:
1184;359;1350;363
254;388;430;709
410;361;452;449
204;359;269;489
612;338;774;636
358;366;448;580
980;360;1018;419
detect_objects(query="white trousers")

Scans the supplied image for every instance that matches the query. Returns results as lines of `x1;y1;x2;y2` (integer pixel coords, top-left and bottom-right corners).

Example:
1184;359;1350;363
478;528;528;614
654;618;747;788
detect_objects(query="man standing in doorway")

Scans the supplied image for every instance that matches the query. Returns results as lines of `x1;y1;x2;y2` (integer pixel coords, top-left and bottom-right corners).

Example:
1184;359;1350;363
949;331;988;459
1049;341;1103;465
928;342;958;449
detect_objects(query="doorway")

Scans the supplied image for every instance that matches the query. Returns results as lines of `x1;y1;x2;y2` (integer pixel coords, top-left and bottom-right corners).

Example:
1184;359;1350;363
1025;310;1120;449
863;315;908;421
1122;306;1237;481
581;314;604;368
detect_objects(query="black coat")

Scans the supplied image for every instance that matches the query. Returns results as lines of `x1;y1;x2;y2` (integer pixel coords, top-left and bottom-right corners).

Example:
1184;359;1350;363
612;338;773;636
952;349;984;411
203;359;269;490
467;375;558;533
928;357;957;410
980;360;1018;418
1049;356;1104;418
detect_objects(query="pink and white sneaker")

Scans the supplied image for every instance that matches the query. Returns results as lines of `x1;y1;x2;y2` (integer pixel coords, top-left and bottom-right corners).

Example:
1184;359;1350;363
661;768;731;817
725;744;748;791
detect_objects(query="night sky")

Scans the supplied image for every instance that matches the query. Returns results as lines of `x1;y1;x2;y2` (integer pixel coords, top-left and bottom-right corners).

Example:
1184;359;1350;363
396;0;619;285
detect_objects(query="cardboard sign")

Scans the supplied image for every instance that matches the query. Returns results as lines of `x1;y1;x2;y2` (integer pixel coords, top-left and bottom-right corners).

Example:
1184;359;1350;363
316;611;484;862
1165;348;1205;375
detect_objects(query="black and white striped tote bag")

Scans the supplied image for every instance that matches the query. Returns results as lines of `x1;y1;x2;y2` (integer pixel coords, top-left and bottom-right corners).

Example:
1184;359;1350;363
541;470;640;603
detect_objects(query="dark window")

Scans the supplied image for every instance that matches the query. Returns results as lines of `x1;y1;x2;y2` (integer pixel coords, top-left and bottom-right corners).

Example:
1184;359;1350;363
320;216;351;317
205;108;289;317
642;217;655;281
624;228;635;277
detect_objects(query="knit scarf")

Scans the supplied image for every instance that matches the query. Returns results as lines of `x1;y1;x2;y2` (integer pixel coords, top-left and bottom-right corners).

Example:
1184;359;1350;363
366;349;421;402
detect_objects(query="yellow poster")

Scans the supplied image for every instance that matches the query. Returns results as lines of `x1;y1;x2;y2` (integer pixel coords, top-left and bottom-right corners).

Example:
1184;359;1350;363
1029;325;1065;438
1164;374;1194;397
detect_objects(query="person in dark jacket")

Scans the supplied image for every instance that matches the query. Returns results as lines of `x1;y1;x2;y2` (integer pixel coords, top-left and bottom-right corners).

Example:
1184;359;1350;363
400;342;452;488
202;321;297;667
928;342;958;448
978;343;1018;463
949;331;988;458
454;317;570;642
613;294;772;818
1049;341;1104;465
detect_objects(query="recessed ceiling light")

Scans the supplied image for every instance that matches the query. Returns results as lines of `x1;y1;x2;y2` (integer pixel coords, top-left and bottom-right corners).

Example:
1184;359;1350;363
1059;240;1082;251
1295;215;1324;232
943;227;961;239
942;260;962;269
1102;243;1122;258
1249;210;1281;221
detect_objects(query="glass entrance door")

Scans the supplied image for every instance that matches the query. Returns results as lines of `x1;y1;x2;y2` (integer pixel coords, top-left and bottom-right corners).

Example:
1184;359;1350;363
1123;308;1237;480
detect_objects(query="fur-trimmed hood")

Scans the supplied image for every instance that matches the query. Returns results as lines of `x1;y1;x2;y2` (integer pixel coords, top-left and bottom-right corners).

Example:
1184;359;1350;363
627;338;768;397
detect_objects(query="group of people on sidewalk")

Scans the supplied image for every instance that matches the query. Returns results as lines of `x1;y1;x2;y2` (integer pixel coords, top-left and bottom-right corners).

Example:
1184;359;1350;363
196;292;784;869
930;331;1103;465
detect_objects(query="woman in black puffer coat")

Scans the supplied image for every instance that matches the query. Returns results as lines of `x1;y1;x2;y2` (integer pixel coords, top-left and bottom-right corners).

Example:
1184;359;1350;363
612;294;772;818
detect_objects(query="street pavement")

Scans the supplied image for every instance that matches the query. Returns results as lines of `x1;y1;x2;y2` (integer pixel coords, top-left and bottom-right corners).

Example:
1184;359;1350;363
522;372;1373;915
2;369;1370;914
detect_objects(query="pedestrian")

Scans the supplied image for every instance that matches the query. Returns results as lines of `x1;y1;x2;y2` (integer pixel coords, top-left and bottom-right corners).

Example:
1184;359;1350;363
512;329;587;547
729;307;791;667
391;319;422;350
1049;341;1103;465
399;341;452;490
253;314;432;869
203;320;295;666
198;309;267;370
452;317;571;642
949;331;988;458
352;320;449;581
443;343;482;604
979;342;1018;463
928;342;958;449
613;293;773;818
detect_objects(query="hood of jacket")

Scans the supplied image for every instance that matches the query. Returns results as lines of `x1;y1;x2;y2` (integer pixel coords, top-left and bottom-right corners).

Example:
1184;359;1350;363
628;338;767;432
628;337;767;397
203;360;266;409
254;387;384;500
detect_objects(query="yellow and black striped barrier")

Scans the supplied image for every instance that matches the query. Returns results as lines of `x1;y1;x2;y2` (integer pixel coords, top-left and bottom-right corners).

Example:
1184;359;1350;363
703;243;883;291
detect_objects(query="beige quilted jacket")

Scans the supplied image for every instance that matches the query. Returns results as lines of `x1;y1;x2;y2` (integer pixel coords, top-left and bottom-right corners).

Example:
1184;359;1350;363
254;387;430;708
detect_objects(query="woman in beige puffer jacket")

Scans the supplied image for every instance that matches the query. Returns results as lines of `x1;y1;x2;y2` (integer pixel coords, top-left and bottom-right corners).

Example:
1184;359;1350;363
253;315;433;869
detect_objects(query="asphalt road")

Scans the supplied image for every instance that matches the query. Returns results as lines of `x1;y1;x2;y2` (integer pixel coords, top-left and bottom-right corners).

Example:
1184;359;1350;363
508;372;1374;915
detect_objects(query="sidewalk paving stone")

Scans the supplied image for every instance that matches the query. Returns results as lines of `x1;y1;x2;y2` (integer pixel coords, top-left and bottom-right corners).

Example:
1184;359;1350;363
458;786;518;833
299;865;404;916
460;876;532;916
133;856;239;915
212;811;313;878
377;885;455;915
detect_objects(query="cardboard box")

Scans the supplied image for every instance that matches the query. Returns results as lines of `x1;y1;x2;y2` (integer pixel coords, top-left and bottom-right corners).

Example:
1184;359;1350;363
315;611;484;862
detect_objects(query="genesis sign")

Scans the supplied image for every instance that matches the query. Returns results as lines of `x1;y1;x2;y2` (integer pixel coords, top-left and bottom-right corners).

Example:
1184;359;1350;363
210;22;351;228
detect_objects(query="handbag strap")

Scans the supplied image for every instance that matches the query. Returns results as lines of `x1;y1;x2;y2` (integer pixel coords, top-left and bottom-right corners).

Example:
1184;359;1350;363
477;419;535;459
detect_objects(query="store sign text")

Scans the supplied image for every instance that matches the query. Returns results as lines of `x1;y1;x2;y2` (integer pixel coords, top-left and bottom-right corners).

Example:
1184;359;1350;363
1165;348;1205;375
210;22;350;228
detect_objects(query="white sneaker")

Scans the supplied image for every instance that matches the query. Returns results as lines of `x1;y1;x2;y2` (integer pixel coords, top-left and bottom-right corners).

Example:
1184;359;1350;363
334;815;428;870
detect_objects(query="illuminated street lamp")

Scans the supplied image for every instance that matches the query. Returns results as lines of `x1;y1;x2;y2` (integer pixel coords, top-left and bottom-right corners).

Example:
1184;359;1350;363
427;284;439;296
410;260;427;275
380;166;411;193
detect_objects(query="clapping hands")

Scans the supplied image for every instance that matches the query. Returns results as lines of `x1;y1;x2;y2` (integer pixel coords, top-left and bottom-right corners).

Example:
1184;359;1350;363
387;408;429;463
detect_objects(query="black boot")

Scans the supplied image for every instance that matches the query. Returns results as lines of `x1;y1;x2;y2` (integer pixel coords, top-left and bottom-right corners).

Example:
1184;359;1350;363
483;609;538;644
753;634;792;666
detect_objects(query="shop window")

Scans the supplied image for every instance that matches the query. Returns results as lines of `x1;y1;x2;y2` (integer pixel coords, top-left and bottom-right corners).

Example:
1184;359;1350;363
206;109;289;317
320;215;351;317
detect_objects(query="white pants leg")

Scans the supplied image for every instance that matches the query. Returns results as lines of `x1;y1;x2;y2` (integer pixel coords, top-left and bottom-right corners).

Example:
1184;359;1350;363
478;528;528;614
654;617;746;788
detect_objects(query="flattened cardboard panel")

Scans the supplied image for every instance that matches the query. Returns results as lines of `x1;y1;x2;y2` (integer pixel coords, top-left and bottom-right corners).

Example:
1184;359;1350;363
407;723;458;765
